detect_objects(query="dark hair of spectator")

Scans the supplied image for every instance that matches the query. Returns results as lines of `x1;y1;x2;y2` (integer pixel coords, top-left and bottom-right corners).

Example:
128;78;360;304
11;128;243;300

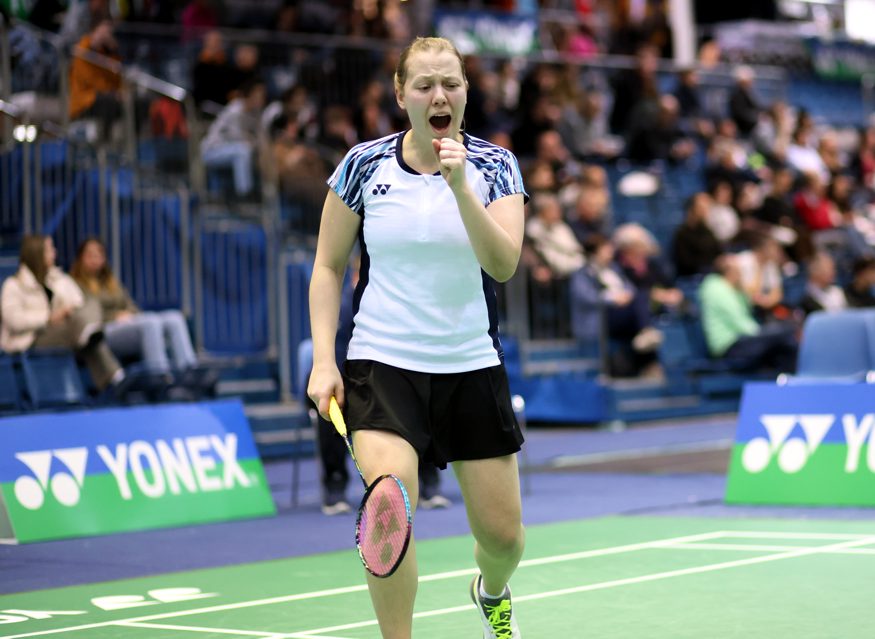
237;76;265;98
19;235;49;285
582;233;610;257
852;256;875;276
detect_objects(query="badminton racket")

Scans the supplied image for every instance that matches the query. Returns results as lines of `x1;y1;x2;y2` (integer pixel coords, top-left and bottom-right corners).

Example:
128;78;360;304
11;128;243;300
328;397;412;578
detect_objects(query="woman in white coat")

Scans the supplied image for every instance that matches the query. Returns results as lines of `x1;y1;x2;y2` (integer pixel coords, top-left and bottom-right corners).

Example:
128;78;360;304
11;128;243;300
0;235;123;391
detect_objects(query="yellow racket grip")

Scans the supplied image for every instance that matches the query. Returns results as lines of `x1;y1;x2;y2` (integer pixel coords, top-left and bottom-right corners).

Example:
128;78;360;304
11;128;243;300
328;397;347;437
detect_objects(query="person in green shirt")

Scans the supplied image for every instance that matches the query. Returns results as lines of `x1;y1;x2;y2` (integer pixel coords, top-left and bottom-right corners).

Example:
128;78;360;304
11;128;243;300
699;253;797;373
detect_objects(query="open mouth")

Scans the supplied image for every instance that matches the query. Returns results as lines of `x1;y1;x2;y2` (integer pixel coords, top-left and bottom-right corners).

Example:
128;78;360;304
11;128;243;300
429;114;452;131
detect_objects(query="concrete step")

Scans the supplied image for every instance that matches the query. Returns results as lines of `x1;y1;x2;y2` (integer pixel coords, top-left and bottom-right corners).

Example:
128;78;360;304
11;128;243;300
245;401;313;459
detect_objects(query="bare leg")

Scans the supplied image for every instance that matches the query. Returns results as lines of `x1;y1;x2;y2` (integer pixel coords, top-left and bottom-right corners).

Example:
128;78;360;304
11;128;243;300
453;454;525;596
352;429;420;639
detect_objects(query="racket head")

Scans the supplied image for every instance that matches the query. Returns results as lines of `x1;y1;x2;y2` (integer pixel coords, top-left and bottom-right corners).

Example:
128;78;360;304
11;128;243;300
355;474;413;578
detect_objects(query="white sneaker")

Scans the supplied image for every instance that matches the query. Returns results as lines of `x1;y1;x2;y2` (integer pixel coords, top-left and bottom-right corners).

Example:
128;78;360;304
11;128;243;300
419;493;452;510
470;575;520;638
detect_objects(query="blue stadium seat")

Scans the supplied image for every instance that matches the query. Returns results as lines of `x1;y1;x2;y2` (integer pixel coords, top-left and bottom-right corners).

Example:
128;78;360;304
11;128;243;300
781;310;875;385
0;257;17;284
0;354;21;413
20;350;88;409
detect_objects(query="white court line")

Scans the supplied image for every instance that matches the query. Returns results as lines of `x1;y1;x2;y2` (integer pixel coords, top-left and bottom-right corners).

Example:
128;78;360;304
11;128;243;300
115;622;348;639
720;531;874;540
116;621;280;636
662;542;875;555
290;534;875;637
0;530;723;639
0;530;868;639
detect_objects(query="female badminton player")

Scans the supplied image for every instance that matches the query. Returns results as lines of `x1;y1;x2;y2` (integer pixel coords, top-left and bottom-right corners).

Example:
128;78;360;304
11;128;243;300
308;36;527;639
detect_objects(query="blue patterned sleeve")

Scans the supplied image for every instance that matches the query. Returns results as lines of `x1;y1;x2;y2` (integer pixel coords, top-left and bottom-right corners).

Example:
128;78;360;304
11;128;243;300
327;147;365;215
488;148;529;205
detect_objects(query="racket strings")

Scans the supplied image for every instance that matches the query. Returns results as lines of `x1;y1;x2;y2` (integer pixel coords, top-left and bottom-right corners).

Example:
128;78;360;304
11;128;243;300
358;478;410;575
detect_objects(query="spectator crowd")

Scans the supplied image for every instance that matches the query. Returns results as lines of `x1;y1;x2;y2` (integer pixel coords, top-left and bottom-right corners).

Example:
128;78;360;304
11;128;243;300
6;0;875;383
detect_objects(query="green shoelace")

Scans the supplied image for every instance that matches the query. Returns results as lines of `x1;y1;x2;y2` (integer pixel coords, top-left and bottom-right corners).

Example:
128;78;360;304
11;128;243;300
484;599;513;638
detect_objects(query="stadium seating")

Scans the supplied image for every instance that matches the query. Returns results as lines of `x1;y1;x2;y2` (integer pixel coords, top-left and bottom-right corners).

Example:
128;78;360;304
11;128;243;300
0;355;21;413
19;350;88;409
780;309;875;385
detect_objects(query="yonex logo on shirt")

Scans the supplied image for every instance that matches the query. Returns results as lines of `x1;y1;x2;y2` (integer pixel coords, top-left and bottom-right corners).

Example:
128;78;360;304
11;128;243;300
372;184;392;195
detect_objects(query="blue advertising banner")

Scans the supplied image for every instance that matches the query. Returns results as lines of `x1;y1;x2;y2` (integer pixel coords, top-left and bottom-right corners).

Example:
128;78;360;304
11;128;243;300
0;399;276;543
726;383;875;507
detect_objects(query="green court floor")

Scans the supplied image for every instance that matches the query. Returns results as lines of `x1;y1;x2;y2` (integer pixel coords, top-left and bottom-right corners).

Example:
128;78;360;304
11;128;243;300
1;516;874;638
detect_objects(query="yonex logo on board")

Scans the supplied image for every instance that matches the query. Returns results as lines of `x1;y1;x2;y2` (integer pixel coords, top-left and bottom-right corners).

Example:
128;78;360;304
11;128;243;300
371;183;392;195
14;448;88;510
12;434;253;509
743;415;832;474
744;414;875;474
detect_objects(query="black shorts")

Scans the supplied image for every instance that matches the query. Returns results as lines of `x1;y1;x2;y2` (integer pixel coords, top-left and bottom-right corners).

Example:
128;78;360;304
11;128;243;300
343;359;524;469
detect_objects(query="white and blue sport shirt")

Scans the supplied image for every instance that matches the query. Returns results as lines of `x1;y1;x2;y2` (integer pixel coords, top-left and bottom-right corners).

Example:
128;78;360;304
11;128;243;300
327;131;528;373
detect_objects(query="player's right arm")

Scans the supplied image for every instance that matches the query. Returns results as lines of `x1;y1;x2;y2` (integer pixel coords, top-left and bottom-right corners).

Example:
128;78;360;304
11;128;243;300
308;189;361;419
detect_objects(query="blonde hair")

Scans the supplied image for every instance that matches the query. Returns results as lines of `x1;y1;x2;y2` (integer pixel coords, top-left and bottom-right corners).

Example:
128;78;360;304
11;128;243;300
394;37;467;93
71;237;121;295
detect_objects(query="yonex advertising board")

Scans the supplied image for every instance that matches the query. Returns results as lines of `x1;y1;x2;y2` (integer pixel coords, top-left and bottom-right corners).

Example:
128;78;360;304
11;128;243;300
726;382;875;507
0;399;276;543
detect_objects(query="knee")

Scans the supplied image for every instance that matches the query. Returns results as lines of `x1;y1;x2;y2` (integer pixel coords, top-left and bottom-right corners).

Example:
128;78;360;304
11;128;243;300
160;309;187;327
139;314;164;335
478;522;525;557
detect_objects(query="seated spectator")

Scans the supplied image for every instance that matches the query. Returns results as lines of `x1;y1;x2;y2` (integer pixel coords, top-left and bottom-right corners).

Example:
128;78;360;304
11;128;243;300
200;77;267;199
752;100;794;166
568;183;611;245
571;234;664;377
556;90;619;161
58;0;110;50
524;192;585;279
317;105;360;168
0;235;124;392
192;30;235;115
699;253;797;373
614;223;684;314
799;252;847;316
755;166;813;263
609;44;658;135
818;131;845;178
181;0;219;41
735;232;785;316
844;257;875;308
672;192;723;277
68;18;123;142
70;238;214;394
706;180;741;244
850;126;875;192
705;137;760;193
534;129;582;187
673;68;715;139
787;128;829;184
270;115;328;187
523;160;558;194
227;44;262;101
625;94;696;164
728;66;760;138
794;171;840;232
